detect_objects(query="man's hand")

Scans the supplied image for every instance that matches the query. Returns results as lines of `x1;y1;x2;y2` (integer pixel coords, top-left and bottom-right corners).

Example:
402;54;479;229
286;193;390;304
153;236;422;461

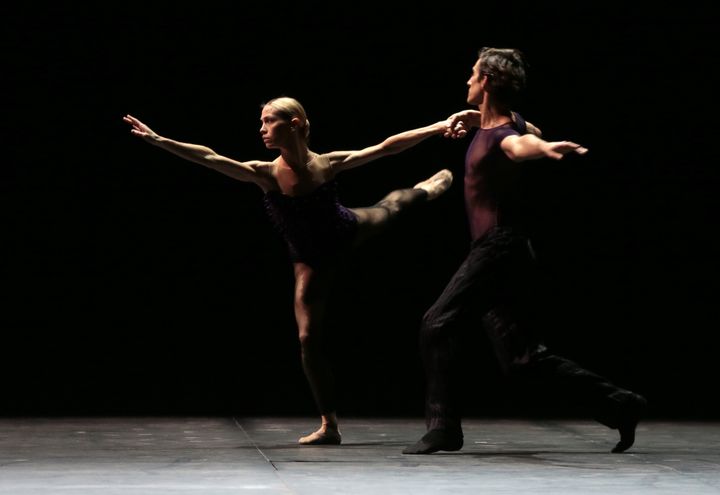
443;110;482;139
543;141;588;160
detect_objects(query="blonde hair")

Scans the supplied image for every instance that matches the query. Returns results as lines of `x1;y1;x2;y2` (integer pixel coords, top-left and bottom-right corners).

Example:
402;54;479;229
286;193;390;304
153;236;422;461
264;97;311;141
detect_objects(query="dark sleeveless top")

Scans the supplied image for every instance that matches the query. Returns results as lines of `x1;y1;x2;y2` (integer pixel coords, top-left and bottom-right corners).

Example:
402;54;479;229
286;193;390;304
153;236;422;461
464;114;528;241
263;179;359;266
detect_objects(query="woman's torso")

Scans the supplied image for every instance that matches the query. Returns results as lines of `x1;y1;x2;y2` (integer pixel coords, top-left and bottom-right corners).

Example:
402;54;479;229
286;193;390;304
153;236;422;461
262;153;358;266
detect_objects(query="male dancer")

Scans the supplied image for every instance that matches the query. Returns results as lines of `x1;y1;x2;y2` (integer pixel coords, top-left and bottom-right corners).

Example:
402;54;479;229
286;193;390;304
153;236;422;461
404;48;647;455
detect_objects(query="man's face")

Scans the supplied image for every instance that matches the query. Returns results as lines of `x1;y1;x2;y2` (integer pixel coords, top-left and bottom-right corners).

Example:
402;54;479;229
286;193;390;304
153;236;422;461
466;58;485;106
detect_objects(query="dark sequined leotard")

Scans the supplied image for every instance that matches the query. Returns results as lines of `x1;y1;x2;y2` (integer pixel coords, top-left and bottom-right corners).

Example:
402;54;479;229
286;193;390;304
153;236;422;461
263;179;359;267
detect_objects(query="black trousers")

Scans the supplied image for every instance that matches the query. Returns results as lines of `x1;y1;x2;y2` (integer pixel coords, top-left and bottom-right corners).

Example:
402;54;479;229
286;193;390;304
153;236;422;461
420;226;636;431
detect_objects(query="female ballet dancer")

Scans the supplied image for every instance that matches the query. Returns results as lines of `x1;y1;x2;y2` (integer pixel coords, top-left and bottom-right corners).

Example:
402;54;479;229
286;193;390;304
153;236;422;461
124;97;453;444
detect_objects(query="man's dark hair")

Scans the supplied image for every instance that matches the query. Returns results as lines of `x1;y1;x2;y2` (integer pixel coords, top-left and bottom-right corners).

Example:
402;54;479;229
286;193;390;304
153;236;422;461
478;47;528;108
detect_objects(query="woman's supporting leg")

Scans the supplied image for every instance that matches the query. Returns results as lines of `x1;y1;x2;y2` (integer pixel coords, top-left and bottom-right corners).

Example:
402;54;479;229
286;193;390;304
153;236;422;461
293;262;342;445
292;169;453;445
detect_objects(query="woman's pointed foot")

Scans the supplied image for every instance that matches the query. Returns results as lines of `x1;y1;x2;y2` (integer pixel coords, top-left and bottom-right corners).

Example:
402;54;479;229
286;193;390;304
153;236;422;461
414;169;453;200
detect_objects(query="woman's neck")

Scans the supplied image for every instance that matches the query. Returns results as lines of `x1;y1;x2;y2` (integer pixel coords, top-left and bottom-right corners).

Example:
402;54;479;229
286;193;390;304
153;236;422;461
280;143;313;171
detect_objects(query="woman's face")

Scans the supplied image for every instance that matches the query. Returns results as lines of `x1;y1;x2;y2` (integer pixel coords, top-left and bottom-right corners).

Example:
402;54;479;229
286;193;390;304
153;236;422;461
259;105;292;149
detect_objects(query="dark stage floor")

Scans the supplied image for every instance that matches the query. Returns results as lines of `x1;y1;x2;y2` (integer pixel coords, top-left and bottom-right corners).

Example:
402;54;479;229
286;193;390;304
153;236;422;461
1;417;718;494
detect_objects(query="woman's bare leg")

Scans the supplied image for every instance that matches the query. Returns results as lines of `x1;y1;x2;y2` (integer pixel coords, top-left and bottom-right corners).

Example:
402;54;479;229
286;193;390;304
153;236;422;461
293;262;342;445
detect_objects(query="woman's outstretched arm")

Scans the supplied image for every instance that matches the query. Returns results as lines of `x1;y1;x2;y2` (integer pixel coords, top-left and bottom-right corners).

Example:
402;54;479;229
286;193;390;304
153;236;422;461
123;115;274;189
324;120;449;174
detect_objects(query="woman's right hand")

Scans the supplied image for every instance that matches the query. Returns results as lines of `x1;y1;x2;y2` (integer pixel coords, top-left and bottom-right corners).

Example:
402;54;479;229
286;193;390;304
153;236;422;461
123;114;160;143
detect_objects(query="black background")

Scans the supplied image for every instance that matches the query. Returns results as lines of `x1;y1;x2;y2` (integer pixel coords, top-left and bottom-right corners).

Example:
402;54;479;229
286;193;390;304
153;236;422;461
3;3;718;419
